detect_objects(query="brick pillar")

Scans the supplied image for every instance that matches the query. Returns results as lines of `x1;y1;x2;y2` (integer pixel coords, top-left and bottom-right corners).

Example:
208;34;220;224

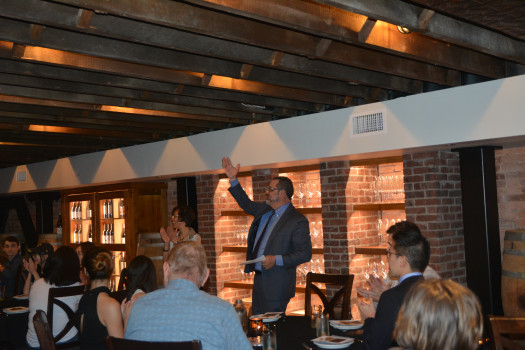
195;174;220;295
320;161;352;275
403;151;466;283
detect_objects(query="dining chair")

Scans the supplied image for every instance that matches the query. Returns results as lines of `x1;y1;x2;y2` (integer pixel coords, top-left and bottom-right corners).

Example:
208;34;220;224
47;285;85;348
488;315;525;350
33;310;57;350
105;336;202;350
305;272;354;320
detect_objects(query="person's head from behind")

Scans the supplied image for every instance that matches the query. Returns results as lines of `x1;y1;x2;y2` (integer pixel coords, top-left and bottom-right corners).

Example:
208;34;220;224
44;246;80;286
394;279;483;350
3;236;19;260
76;241;96;264
126;255;157;299
163;242;208;288
82;247;113;281
387;221;429;278
171;205;195;229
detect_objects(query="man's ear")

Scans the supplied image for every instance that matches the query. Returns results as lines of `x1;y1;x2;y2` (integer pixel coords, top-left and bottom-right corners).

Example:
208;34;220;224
163;261;170;287
201;268;210;288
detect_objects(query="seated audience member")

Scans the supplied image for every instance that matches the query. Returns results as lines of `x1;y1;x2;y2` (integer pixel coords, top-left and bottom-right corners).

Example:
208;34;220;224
357;221;430;350
76;241;96;285
0;236;23;298
120;255;157;328
391;279;483;350
357;224;440;302
124;242;251;350
77;247;124;350
124;255;157;302
160;205;201;260
26;246;82;348
23;242;55;295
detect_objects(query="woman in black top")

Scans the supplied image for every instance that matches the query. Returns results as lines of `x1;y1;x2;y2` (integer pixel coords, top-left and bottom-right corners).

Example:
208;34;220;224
77;247;123;350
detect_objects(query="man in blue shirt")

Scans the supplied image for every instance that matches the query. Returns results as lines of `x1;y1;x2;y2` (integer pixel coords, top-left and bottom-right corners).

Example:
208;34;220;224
357;221;430;350
125;242;252;350
222;157;312;314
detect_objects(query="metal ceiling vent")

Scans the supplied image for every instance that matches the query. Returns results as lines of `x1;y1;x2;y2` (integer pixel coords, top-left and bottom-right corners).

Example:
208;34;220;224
350;109;387;137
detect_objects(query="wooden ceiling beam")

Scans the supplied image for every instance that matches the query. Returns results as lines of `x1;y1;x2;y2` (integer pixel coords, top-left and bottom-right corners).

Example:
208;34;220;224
47;0;460;85
0;83;270;123
0;59;318;114
0;71;292;118
0;101;231;131
0;0;423;94
184;0;512;78
315;0;525;65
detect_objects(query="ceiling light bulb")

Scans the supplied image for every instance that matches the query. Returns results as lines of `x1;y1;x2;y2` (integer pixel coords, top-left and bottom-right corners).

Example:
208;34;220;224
397;26;411;34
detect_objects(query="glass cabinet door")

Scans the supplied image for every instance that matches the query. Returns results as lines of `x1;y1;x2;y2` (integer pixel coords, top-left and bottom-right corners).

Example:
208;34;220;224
98;193;127;246
68;196;94;244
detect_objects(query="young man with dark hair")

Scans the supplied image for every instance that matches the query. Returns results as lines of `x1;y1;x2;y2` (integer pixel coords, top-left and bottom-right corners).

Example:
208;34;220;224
358;221;430;350
0;236;23;298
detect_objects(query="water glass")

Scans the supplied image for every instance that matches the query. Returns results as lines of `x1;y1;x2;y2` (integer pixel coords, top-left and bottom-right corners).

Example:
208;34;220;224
262;326;277;350
316;314;330;337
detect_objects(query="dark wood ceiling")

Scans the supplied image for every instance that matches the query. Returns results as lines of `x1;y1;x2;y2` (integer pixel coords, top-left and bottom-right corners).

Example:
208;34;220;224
0;0;524;168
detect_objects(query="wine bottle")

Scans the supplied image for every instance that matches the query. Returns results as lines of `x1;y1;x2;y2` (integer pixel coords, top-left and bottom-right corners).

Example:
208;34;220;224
108;199;113;218
104;224;108;244
77;202;83;220
78;224;83;243
88;224;92;242
119;198;125;218
110;224;114;244
71;202;76;220
73;224;78;243
56;213;62;235
121;223;126;244
87;200;92;219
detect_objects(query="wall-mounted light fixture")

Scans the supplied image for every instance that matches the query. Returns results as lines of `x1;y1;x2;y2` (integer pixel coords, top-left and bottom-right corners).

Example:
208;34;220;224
397;26;411;34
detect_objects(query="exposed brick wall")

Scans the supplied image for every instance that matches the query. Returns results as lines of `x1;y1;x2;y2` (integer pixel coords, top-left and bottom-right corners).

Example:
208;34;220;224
403;150;466;283
496;147;525;249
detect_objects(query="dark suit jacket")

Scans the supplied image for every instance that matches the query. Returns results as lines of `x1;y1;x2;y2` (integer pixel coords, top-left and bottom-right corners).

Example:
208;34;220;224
362;275;423;350
229;183;312;301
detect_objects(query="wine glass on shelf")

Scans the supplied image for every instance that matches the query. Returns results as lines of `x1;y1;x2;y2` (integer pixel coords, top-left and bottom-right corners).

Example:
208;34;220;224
377;218;383;245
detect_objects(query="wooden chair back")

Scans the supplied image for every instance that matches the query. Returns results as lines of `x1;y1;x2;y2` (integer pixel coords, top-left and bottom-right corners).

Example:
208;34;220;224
305;272;354;320
489;315;525;350
33;310;57;350
105;336;202;350
47;285;85;346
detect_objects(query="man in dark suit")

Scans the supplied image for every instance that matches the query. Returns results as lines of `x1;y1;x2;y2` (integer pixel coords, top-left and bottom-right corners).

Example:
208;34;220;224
358;221;430;350
222;157;312;315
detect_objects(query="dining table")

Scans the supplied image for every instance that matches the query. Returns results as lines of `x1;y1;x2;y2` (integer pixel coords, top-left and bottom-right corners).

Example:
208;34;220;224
253;315;363;350
0;296;30;349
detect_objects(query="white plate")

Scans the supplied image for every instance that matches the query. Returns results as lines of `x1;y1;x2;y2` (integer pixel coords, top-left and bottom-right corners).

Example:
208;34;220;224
12;294;28;300
312;335;354;349
329;320;364;330
250;312;282;323
3;306;29;314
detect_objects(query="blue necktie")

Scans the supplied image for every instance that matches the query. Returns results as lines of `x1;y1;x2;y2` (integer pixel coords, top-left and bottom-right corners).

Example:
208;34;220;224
252;211;275;256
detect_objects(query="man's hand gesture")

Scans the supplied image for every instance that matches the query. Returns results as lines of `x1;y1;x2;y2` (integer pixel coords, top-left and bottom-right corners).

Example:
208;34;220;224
222;157;240;181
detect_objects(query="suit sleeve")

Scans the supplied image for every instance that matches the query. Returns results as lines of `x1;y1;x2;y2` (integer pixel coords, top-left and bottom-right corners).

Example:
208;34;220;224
362;289;399;350
228;183;269;217
281;215;312;268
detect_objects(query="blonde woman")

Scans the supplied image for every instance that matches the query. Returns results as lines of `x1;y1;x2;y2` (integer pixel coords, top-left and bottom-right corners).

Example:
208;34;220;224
391;279;483;350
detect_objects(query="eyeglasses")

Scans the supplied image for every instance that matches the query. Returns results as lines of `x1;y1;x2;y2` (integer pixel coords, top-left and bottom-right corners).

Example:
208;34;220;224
386;249;402;258
267;186;282;192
